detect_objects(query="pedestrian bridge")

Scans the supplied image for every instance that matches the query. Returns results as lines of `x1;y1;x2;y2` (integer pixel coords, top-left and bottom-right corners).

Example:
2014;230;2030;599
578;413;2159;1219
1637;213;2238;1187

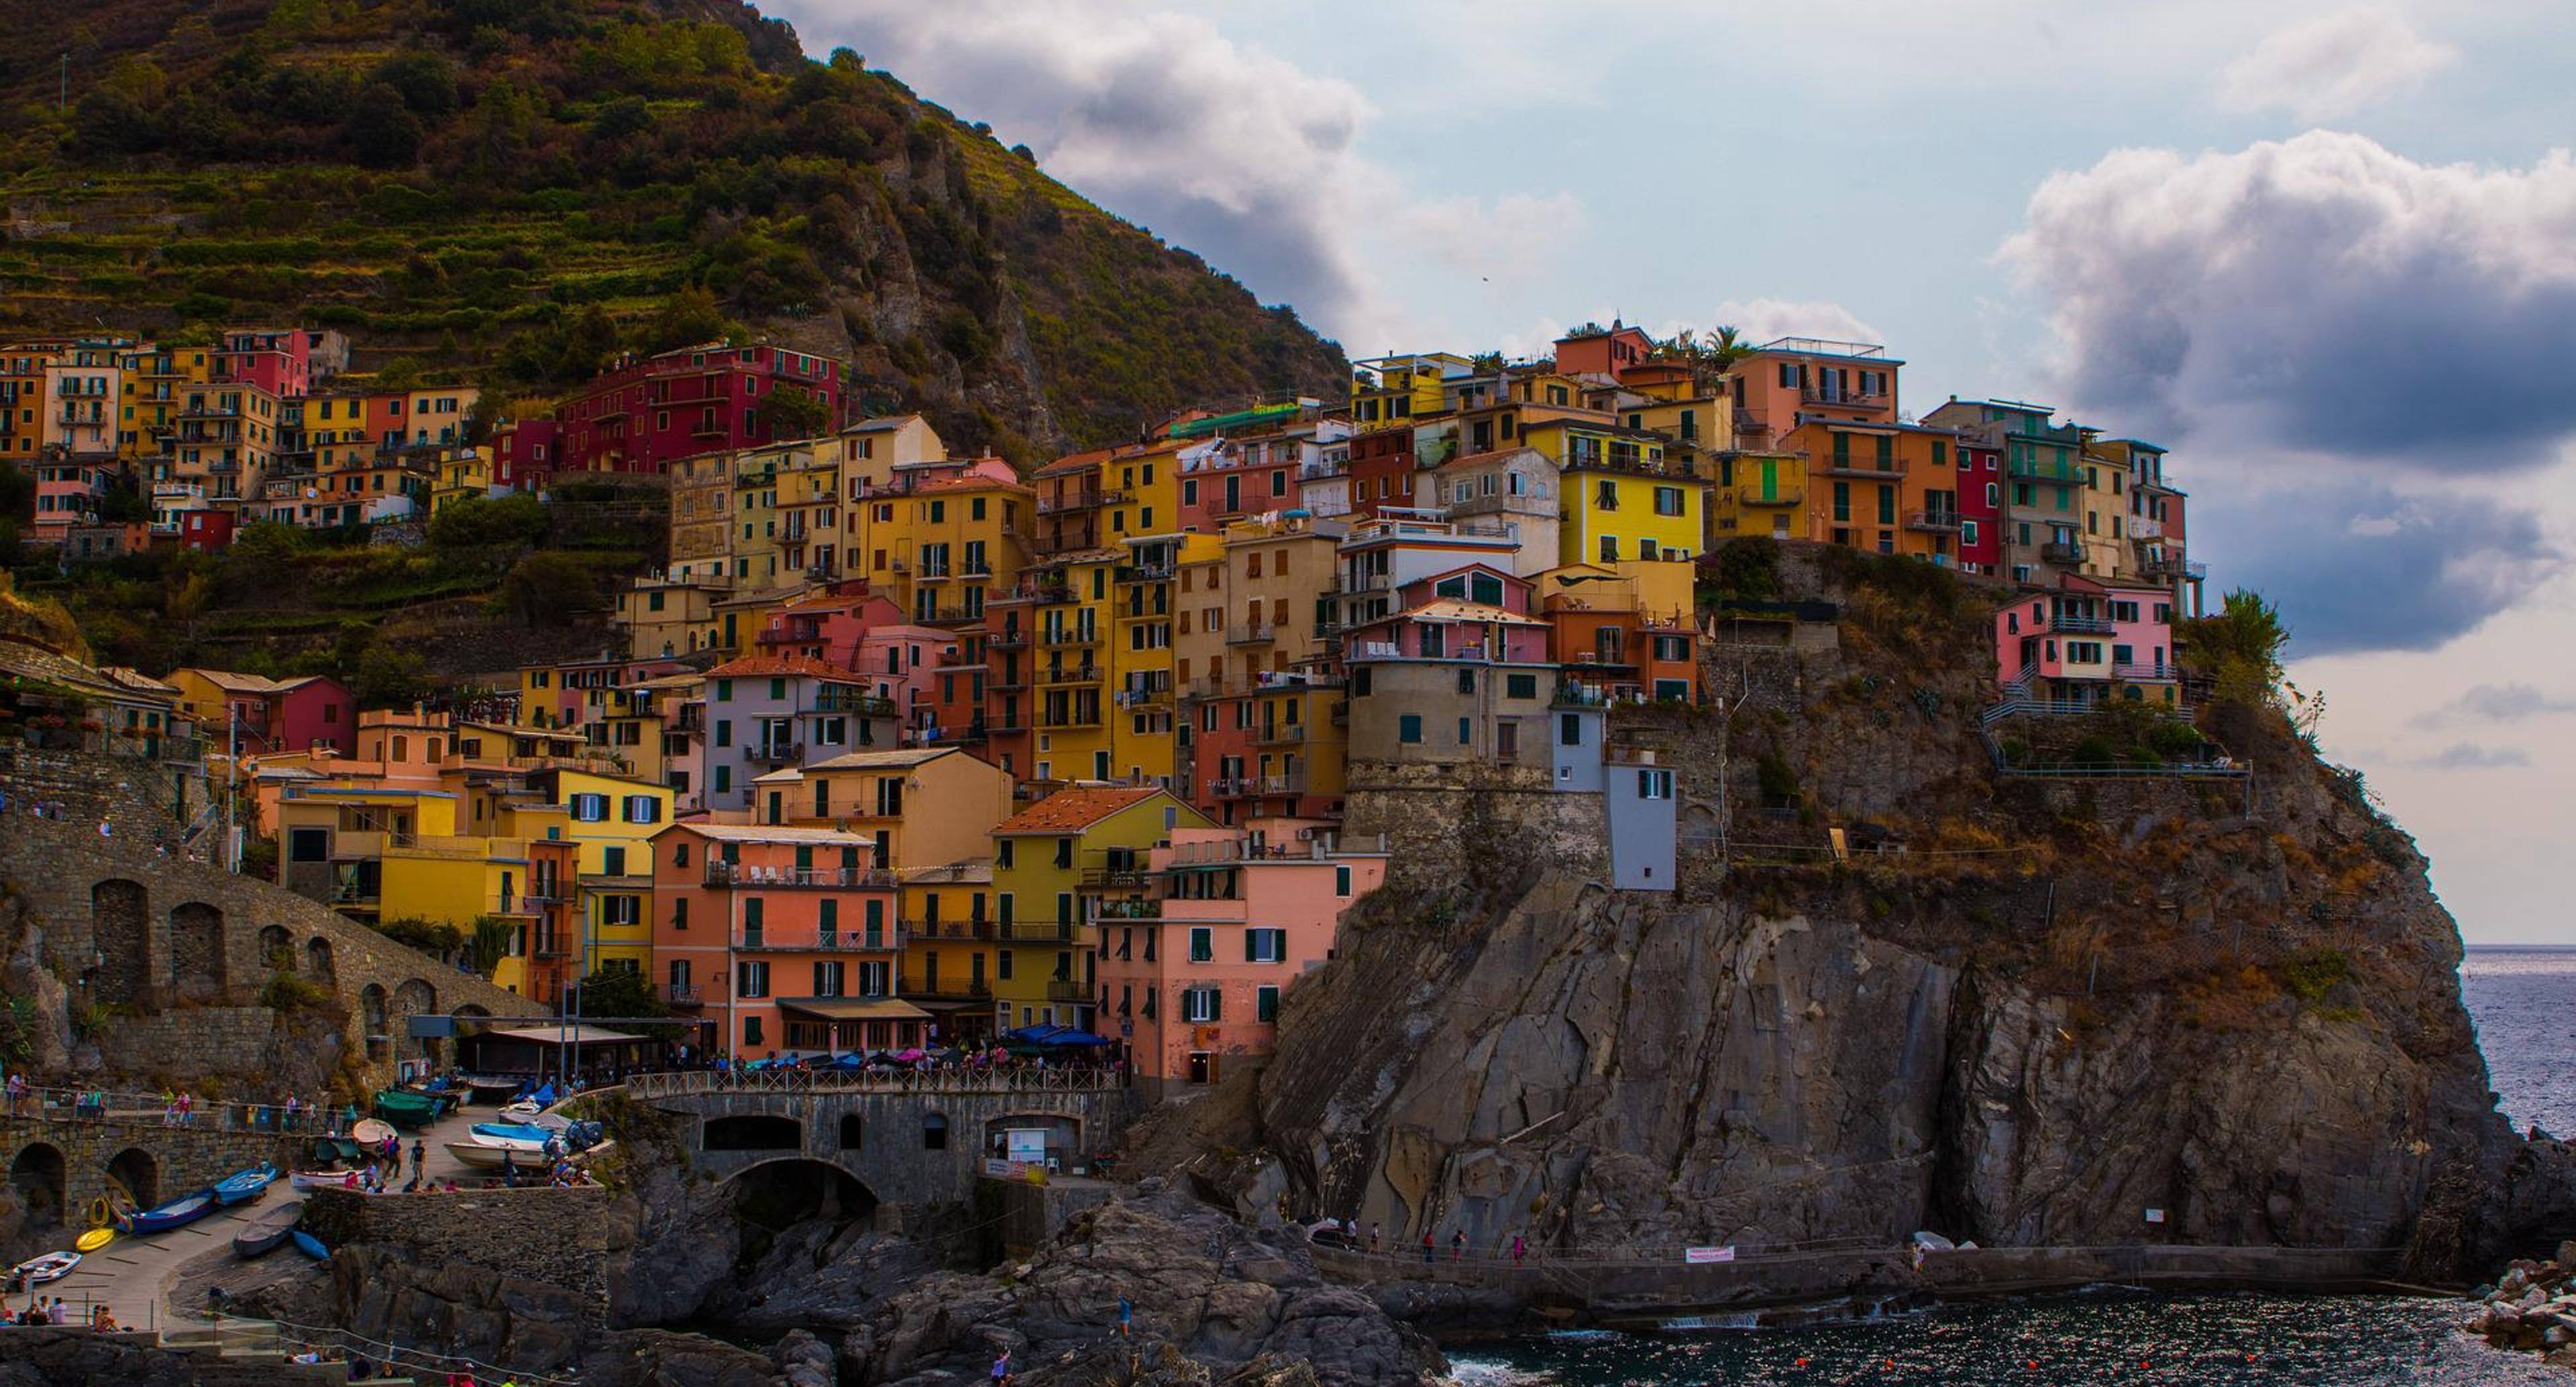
622;1069;1142;1211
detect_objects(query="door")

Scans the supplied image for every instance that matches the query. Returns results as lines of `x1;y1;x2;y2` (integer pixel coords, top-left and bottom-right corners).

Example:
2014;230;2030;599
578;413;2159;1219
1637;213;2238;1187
1187;1052;1213;1085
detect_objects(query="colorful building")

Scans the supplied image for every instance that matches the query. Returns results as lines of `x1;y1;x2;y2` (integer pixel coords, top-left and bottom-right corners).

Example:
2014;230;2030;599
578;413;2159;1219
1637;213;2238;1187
649;821;916;1058
553;341;842;476
1341;563;1558;769
989;785;1212;1035
755;745;1014;870
1096;822;1387;1095
1993;577;2180;708
694;655;900;812
166;669;356;757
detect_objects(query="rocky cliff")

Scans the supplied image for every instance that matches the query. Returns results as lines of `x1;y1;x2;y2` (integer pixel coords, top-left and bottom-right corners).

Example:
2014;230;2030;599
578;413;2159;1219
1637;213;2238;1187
1226;549;2569;1282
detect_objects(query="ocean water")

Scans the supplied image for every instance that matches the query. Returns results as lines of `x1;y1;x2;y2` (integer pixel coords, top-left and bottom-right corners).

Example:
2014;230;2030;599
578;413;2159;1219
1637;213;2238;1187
2460;946;2576;1140
1446;945;2575;1386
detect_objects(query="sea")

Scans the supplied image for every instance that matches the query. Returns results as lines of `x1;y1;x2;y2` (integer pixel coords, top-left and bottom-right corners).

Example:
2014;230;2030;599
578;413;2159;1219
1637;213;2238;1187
1445;946;2576;1386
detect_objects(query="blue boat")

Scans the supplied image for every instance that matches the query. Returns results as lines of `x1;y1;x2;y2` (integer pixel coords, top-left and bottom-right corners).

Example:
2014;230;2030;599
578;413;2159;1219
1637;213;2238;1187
468;1121;555;1148
212;1162;278;1207
115;1188;221;1235
289;1230;329;1261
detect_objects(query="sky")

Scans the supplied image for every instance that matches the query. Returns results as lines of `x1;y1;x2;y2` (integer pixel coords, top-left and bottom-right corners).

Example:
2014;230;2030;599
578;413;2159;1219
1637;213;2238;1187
765;0;2576;943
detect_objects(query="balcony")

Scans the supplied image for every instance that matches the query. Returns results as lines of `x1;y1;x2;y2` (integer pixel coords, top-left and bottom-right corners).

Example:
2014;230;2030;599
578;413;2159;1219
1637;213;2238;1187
2129;515;2163;540
747;741;804;766
1733;486;1804;508
987;627;1030;650
2142;555;2208;581
1079;865;1152;889
1045;980;1091;1003
702;863;896;889
1091;897;1163;922
2047;613;2114;635
808;693;896;718
2039;541;2087;566
1226;620;1277;645
1114;563;1175;584
903;979;994;1002
663;984;708;1009
1906;508;1963;533
1037;490;1102;515
1047;628;1103;648
2110;663;2178;682
1040;665;1103;686
1813;457;1907;480
1009;921;1081;944
1253;721;1309;746
1800;386;1891;410
908;917;1000;941
2009;455;2083;483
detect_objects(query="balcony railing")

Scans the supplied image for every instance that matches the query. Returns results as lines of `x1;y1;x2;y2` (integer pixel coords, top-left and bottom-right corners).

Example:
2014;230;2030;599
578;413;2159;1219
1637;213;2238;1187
808;694;896;717
2047;613;2114;635
902;979;994;1001
1813;457;1907;480
702;863;896;889
1731;486;1804;508
1078;866;1152;889
1226;621;1277;645
2110;663;2177;681
1040;665;1102;685
747;742;804;766
907;918;999;941
987;628;1030;649
1254;721;1309;746
1906;508;1962;533
1046;980;1091;1003
2039;541;2086;565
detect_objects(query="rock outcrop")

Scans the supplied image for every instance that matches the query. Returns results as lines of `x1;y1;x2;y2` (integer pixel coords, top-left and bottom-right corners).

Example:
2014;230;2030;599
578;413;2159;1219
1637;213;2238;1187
855;1186;1442;1387
1235;555;2575;1283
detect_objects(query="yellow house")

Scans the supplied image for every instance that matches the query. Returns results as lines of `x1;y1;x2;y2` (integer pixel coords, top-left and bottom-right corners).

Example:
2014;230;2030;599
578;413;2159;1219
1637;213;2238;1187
989;785;1210;1033
1017;551;1116;785
898;858;1003;1042
2078;446;2133;580
1099;439;1183;547
1709;448;1808;544
850;460;1036;626
1350;352;1471;431
837;413;949;491
428;447;495;513
537;768;674;977
1521;417;1707;566
614;576;731;660
274;785;463;922
751;746;1014;869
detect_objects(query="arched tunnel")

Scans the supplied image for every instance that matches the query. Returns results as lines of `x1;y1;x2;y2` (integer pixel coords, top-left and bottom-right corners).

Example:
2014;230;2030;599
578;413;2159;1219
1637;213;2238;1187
724;1159;878;1270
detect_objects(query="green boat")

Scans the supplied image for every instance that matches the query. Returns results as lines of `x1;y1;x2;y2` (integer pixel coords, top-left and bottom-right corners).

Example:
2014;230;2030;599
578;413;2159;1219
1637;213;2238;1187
370;1089;443;1129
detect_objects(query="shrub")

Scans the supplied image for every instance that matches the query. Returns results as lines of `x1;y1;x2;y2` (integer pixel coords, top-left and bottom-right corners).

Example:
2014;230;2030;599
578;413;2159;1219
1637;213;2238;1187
2279;948;2353;1003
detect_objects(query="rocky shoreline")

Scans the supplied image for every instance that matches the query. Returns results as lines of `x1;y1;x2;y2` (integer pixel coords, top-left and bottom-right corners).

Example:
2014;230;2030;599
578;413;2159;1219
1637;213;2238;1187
2465;1241;2576;1372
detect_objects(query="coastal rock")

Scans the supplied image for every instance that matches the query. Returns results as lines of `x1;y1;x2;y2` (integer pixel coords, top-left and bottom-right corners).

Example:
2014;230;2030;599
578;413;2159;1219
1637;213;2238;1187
853;1188;1441;1387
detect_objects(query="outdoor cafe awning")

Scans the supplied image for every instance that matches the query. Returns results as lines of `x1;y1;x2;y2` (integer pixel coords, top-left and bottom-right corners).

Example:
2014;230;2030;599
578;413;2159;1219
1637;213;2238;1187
482;1024;645;1046
779;998;932;1023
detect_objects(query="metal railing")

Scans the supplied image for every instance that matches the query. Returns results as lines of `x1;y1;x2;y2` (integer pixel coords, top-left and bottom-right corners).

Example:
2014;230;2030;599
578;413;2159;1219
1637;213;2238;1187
627;1067;1126;1098
1;1085;366;1136
700;863;896;889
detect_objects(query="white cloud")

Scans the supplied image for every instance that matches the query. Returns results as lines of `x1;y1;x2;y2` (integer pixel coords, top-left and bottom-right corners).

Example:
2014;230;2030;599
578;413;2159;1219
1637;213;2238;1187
2216;8;2457;121
765;0;1582;349
2406;742;2534;770
2419;683;2576;726
2002;131;2576;467
1694;298;1884;350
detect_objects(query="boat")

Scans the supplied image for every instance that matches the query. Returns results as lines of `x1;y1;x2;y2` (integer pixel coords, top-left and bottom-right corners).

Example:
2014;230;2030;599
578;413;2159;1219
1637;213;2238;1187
73;1229;114;1254
288;1168;360;1194
466;1121;555;1152
8;1252;80;1285
212;1162;279;1207
462;1075;525;1105
497;1101;544;1125
231;1202;305;1259
446;1135;616;1172
371;1089;443;1128
115;1188;221;1235
290;1230;329;1261
349;1119;396;1147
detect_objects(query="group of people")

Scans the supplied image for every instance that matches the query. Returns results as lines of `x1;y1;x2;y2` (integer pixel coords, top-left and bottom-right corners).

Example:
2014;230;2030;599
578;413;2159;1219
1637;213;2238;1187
7;1295;113;1330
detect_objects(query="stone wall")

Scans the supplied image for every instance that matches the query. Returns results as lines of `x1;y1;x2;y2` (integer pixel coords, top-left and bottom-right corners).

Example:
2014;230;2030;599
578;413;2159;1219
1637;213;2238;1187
0;1113;301;1218
303;1185;615;1318
1341;761;1608;893
0;783;543;1092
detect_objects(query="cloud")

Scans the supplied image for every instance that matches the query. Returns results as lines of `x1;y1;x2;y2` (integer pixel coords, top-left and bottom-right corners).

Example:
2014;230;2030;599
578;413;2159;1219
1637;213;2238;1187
2406;742;2534;770
2418;683;2576;726
2189;470;2560;655
2216;9;2457;121
1697;298;1882;349
766;0;1578;349
2000;131;2576;469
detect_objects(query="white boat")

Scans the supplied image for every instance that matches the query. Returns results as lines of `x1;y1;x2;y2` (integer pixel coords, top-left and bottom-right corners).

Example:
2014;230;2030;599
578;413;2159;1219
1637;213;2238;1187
9;1251;80;1286
444;1138;614;1172
288;1168;360;1193
496;1102;543;1125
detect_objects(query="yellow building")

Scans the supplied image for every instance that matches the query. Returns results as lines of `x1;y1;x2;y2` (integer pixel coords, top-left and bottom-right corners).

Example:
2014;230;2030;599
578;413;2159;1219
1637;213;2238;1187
849;460;1036;626
753;746;1015;869
1099;439;1183;547
1521;417;1707;566
2079;445;2133;580
1709;448;1808;544
428;447;496;513
614;576;731;660
1350;352;1472;431
898;858;1002;1041
989;785;1210;1033
537;769;674;977
774;443;843;582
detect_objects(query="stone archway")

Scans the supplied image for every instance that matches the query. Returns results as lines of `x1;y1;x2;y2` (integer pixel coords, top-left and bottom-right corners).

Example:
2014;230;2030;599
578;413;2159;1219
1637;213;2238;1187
721;1159;877;1268
90;879;151;1007
393;979;438;1060
9;1143;66;1226
258;925;295;972
360;984;390;1051
305;936;337;985
703;1115;802;1152
105;1147;160;1211
170;901;227;1001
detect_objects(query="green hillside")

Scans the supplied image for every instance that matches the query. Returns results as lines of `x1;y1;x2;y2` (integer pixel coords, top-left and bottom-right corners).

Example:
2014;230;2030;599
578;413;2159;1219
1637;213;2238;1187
0;0;1346;457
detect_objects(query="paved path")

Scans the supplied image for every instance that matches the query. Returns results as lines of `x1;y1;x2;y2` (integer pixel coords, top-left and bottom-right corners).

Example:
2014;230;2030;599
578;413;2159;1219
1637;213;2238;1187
21;1099;519;1331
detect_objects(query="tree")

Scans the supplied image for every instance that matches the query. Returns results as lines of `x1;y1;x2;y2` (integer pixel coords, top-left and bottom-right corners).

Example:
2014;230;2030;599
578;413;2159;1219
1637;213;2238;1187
347;82;425;168
499;551;595;626
2180;588;2289;709
372;49;458;120
635;285;733;355
765;382;833;439
466;916;516;976
427;492;547;551
354;641;431;706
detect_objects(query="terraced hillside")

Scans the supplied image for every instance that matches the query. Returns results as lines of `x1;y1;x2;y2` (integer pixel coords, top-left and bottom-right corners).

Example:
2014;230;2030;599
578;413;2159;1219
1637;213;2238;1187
0;0;1346;457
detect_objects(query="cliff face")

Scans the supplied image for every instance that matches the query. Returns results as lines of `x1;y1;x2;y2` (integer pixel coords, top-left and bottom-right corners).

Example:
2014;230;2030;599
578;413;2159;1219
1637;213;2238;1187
1245;553;2565;1280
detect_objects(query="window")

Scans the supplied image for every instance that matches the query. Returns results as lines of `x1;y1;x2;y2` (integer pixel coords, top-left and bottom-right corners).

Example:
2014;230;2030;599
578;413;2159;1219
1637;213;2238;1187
1559;712;1583;746
1189;928;1214;962
1183;987;1222;1023
622;795;661;824
1654;486;1684;517
571;793;608;822
1336;865;1352;896
1638;769;1673;799
1256;986;1281;1022
1245;928;1285;963
735;960;769;998
922;1114;948;1150
673;897;688;930
1397;714;1422;744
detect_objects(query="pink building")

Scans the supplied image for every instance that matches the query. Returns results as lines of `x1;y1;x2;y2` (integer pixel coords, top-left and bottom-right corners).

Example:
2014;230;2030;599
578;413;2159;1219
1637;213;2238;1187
1094;821;1387;1095
209;328;329;398
649;821;916;1060
553;343;843;475
751;590;958;739
1725;337;1902;448
30;453;113;545
1993;575;2179;707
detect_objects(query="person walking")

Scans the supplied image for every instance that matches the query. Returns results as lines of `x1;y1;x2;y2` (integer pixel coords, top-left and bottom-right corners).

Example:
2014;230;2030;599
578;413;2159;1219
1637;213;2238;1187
1510;1233;1527;1268
1450;1229;1466;1262
411;1140;427;1181
1116;1293;1133;1337
1419;1230;1434;1265
990;1349;1012;1386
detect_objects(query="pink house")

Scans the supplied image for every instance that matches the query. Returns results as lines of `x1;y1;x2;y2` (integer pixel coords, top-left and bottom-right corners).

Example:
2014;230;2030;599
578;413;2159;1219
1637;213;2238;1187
751;590;957;738
1093;820;1387;1095
1993;575;2179;707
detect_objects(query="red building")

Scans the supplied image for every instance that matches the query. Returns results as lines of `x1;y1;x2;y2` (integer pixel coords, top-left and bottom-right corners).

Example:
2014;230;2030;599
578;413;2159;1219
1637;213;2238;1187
178;508;237;553
491;419;560;491
1957;441;2002;574
209;327;335;398
553;342;844;475
1346;427;1421;518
